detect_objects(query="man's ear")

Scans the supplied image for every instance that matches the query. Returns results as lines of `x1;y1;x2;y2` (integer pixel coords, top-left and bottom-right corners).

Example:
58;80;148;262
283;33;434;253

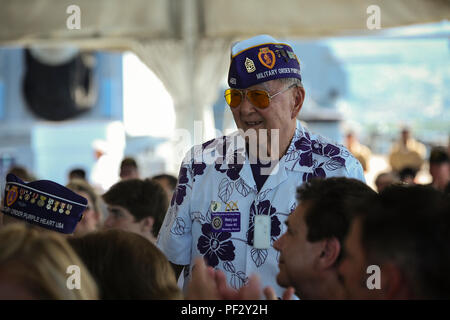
291;86;305;119
377;262;411;299
317;237;341;270
140;216;154;234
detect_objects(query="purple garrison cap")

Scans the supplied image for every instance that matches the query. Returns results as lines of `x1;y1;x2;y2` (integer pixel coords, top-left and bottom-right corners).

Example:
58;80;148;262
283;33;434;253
2;173;87;234
228;34;302;89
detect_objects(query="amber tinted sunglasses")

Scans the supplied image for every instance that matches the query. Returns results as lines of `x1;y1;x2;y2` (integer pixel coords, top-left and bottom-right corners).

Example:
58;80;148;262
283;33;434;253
224;84;296;109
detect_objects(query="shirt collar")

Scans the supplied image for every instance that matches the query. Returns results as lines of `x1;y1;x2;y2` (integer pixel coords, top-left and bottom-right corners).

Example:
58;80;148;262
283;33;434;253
218;120;315;174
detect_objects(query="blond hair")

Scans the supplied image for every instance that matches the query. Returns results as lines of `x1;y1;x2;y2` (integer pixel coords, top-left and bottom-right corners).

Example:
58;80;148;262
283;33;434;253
0;224;98;299
66;179;102;217
68;229;183;299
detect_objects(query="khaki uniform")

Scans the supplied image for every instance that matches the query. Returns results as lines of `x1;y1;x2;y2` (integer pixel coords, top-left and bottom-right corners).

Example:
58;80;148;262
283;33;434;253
389;139;426;172
348;142;372;172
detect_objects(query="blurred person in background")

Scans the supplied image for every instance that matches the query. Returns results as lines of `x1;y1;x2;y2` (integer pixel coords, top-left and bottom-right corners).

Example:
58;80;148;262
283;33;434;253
389;127;426;174
7;165;36;182
151;174;177;203
374;172;399;193
398;167;417;185
102;179;168;243
119;157;140;180
68;168;87;182
0;223;98;299
345;131;372;172
338;185;450;299
66;179;103;236
68;229;182;300
428;147;450;192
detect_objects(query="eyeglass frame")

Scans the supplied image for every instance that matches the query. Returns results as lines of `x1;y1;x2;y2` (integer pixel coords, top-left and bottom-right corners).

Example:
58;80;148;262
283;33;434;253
224;83;298;109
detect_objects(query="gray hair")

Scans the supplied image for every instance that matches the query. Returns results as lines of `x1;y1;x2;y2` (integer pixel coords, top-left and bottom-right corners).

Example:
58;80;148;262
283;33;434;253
278;77;303;88
261;77;303;92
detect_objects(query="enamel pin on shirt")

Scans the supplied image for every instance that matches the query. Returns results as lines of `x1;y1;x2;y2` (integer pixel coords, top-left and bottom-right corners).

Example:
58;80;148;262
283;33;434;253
210;201;241;233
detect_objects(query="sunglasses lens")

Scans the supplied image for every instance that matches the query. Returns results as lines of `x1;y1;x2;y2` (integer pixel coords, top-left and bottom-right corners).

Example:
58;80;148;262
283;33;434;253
248;90;270;108
225;89;242;108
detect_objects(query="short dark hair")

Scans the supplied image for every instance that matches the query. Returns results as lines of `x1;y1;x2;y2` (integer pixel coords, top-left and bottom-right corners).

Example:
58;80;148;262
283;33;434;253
399;167;417;181
68;230;182;300
120;157;138;169
296;177;376;261
358;185;450;299
69;168;86;180
102;179;168;237
151;174;178;191
429;147;449;164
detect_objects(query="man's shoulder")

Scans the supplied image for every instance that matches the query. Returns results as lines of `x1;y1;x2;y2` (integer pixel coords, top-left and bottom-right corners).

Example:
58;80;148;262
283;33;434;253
302;129;356;161
290;127;363;178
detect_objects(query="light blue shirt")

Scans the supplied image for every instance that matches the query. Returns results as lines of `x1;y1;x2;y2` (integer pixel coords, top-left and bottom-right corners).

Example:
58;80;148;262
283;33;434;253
157;121;365;298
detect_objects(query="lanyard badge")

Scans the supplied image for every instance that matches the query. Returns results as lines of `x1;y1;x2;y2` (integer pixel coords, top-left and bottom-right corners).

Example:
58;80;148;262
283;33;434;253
254;215;271;249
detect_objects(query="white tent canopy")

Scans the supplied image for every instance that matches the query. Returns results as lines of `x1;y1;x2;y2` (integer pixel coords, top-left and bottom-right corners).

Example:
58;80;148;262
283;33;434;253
2;0;449;42
2;0;449;166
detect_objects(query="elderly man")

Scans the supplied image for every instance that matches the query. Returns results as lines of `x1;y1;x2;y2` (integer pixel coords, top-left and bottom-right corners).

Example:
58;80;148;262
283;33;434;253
157;35;365;298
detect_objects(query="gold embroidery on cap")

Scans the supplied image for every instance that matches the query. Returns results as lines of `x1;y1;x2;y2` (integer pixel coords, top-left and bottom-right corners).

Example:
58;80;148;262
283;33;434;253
245;57;256;73
258;47;276;69
6;186;19;206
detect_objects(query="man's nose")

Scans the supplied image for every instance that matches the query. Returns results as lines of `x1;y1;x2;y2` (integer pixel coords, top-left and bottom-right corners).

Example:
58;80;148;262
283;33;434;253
273;235;283;252
239;93;257;115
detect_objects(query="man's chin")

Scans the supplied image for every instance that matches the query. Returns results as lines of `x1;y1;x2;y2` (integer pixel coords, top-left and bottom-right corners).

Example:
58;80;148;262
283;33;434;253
275;272;290;289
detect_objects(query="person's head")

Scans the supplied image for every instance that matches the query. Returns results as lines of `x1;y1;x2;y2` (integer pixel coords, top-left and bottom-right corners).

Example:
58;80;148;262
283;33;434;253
345;131;356;147
119;157;139;180
151;174;177;203
273;177;376;299
68;168;86;181
429;147;450;191
7;166;35;182
374;172;398;193
102;179;168;241
401;127;411;145
399;167;417;185
66;179;102;236
0;223;98;299
68;229;182;299
338;185;450;299
225;35;305;157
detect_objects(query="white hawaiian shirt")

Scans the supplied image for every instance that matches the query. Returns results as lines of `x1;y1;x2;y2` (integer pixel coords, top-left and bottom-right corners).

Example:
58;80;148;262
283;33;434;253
157;121;365;298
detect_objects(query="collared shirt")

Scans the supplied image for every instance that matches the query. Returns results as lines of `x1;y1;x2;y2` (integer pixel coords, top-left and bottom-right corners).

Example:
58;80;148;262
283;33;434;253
157;121;365;298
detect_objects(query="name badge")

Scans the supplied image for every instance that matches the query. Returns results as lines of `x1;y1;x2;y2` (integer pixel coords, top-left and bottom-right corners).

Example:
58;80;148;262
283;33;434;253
211;212;241;233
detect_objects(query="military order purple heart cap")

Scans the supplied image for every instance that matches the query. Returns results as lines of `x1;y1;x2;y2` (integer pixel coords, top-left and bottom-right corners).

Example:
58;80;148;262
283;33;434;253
228;34;302;89
2;173;87;234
